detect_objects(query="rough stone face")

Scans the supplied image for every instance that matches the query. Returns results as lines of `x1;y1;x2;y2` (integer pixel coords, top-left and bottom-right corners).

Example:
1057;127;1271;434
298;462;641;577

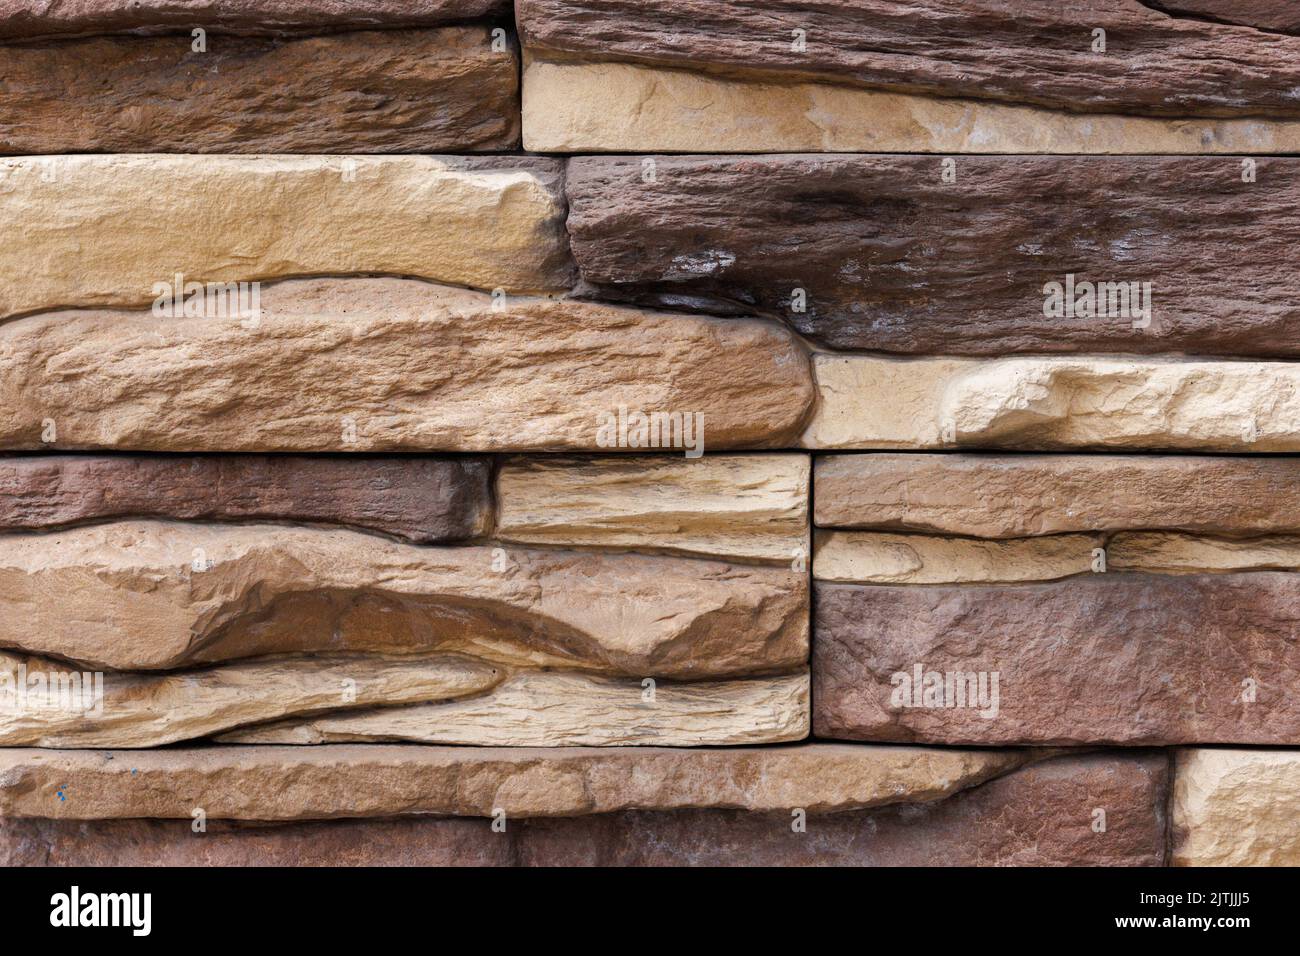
0;155;572;320
0;753;1166;866
0;0;508;39
568;155;1300;356
1108;533;1300;573
0;278;813;452
218;670;809;747
813;454;1300;539
0;455;491;542
802;355;1300;451
813;530;1098;585
495;454;809;562
518;0;1300;118
0;27;519;153
1173;749;1300;866
0;652;502;748
525;58;1300;154
1161;2;1300;33
0;744;1031;820
0;521;808;675
814;575;1300;745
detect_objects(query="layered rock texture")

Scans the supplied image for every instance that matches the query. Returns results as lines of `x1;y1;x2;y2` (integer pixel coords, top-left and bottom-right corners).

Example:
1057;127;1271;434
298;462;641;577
3;0;1293;870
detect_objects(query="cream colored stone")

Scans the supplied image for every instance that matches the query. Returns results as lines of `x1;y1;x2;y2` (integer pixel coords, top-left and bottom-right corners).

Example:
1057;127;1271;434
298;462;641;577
802;354;1300;451
1174;749;1300;866
523;57;1300;154
0;744;1034;819
219;670;809;746
0;651;501;748
0;277;813;451
0;155;572;320
495;454;808;562
813;530;1099;585
1109;532;1300;573
0;521;807;676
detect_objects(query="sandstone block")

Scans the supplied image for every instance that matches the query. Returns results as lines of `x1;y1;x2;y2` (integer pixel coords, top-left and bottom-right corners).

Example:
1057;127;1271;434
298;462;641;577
495;454;808;562
0;278;812;451
815;575;1300;745
0;27;518;153
802;355;1300;451
813;454;1300;538
0;155;571;321
1173;749;1300;866
0;455;491;542
0;744;1031;820
0;521;807;675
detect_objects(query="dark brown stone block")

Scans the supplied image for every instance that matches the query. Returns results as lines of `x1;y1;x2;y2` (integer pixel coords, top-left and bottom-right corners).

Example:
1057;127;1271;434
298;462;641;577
0;26;519;153
814;454;1300;538
0;455;492;543
567;155;1300;357
814;575;1300;745
519;0;1300;118
1160;2;1300;34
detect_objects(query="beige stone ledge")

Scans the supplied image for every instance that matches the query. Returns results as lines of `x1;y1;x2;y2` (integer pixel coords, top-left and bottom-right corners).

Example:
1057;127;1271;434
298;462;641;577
1109;533;1300;573
523;56;1300;154
1174;749;1300;866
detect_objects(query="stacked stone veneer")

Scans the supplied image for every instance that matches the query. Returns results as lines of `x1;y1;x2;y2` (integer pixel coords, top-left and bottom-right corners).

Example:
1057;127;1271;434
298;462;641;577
1;0;1297;867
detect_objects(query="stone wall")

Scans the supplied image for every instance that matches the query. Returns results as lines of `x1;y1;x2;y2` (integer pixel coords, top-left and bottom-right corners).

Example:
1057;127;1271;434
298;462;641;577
1;0;1295;867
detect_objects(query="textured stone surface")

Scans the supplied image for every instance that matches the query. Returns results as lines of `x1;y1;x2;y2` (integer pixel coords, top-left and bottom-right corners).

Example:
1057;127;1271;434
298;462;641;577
518;0;1300;117
0;744;1031;820
0;753;1166;866
1173;749;1300;866
568;155;1300;356
815;575;1300;745
0;652;502;748
1162;1;1300;33
0;27;518;153
496;454;808;562
0;278;812;451
218;670;809;747
0;0;507;38
0;455;491;542
813;454;1300;539
802;355;1300;451
0;155;571;320
0;521;807;675
813;530;1098;585
1109;533;1300;573
525;58;1300;154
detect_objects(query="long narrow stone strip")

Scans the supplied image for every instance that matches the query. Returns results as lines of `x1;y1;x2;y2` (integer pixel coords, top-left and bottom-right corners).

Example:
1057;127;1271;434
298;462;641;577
0;744;1032;820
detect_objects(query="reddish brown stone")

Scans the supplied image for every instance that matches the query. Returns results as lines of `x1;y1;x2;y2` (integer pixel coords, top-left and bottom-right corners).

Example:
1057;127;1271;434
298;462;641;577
0;455;492;543
0;1;507;39
1160;2;1300;34
519;0;1300;118
0;754;1168;866
814;454;1300;538
0;27;518;153
567;156;1300;357
814;575;1300;745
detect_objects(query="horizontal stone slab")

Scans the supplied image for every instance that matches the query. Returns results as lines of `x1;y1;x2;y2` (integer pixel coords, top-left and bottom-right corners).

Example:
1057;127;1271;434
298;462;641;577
1109;533;1300;574
0;0;506;38
525;58;1300;154
813;530;1098;585
0;455;491;542
0;156;571;321
1162;1;1300;33
495;454;808;562
0;744;1030;820
518;0;1300;118
0;27;518;153
0;278;812;451
813;454;1300;538
0;651;502;748
218;670;809;747
0;753;1166;866
802;355;1300;451
1173;749;1300;866
568;155;1300;356
815;574;1300;745
0;521;807;675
